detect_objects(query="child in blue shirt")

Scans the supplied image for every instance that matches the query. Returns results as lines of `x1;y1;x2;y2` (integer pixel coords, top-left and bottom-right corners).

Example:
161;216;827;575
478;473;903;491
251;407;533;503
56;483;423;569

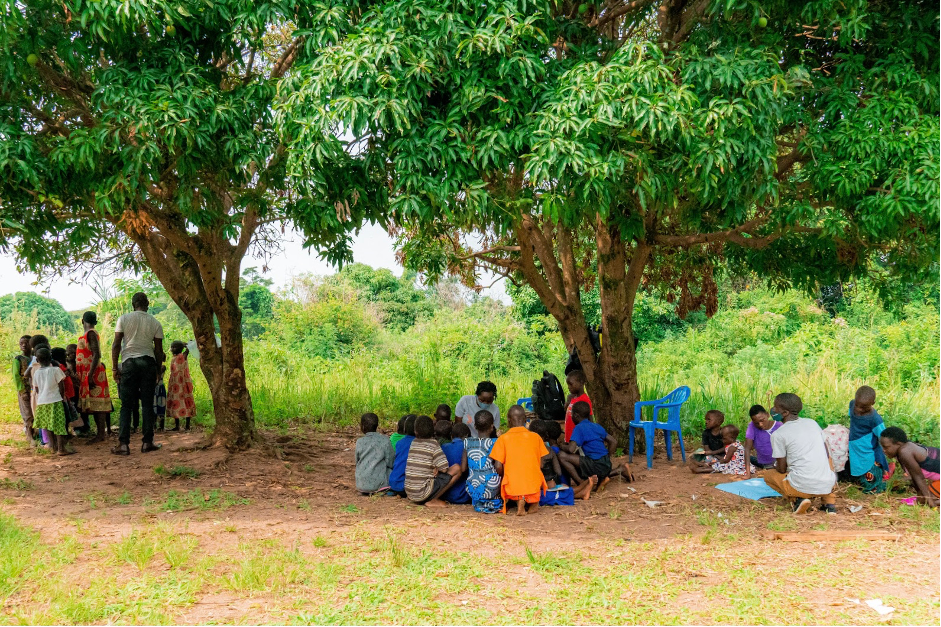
440;422;471;504
558;402;616;496
388;415;416;496
848;386;889;493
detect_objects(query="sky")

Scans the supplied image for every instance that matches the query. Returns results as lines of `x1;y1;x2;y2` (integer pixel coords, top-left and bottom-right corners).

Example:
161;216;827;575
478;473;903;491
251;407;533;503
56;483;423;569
0;223;509;311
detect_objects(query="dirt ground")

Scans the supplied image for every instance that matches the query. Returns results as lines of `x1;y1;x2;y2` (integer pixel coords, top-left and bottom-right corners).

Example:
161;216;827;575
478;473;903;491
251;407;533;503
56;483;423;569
0;423;938;624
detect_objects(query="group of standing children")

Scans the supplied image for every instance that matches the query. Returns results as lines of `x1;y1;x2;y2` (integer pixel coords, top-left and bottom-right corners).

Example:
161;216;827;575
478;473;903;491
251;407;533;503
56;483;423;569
355;373;632;515
11;319;197;454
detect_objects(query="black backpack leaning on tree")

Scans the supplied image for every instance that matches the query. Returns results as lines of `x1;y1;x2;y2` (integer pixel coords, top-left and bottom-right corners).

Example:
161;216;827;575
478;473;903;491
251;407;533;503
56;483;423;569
532;370;566;423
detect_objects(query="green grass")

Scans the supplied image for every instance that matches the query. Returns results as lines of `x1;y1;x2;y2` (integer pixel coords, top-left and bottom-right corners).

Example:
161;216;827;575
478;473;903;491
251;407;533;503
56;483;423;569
0;510;937;624
0;478;33;491
153;464;201;480
144;489;248;513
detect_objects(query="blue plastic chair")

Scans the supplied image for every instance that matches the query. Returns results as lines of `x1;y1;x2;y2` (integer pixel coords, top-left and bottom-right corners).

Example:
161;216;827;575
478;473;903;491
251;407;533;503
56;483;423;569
516;397;534;411
628;386;691;469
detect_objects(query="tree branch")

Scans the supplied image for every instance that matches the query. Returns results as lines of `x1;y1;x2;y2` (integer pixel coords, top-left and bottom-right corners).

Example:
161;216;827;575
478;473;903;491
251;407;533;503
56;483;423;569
270;38;304;80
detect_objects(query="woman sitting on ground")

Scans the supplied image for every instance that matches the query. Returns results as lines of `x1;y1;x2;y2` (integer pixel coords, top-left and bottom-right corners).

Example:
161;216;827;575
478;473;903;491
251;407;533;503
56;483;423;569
879;427;938;508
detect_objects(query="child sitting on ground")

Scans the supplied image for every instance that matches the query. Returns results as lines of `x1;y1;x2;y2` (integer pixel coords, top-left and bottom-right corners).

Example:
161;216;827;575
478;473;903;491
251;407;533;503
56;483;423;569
389;415;417;496
847;385;889;493
404;415;461;507
390;415;412;452
490;405;548;515
31;347;75;456
559;402;616;498
166;341;195;431
691;425;748;475
529;420;563;489
435;420;453;445
355;412;395;494
564;369;592;442
434;404;452;424
440;422;471;504
744;404;781;470
689;409;726;468
464;410;503;513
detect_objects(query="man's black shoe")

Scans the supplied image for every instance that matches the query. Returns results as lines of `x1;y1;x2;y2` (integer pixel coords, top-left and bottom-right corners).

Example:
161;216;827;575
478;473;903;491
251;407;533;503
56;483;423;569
141;442;162;453
111;444;130;456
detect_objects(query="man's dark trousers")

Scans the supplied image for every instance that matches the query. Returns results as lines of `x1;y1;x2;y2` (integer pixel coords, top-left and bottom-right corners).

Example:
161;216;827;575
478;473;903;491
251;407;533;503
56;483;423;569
119;356;157;445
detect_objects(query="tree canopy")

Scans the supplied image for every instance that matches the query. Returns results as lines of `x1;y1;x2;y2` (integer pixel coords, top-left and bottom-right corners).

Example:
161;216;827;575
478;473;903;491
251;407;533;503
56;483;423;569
0;291;75;333
279;0;939;434
0;0;385;448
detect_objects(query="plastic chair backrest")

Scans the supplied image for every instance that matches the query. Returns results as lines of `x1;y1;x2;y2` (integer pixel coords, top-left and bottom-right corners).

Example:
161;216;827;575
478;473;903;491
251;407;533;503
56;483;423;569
516;397;534;411
663;386;691;406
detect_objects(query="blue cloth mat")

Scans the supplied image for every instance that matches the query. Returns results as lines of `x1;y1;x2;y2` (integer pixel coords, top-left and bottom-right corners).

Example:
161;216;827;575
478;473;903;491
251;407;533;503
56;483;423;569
714;477;782;500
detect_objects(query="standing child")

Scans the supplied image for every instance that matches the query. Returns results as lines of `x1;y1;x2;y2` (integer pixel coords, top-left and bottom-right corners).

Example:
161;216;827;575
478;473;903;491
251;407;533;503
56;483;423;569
154;365;168;431
166;341;195;431
691;425;748;475
389;415;416;496
31;347;75;456
559;402;616;497
563;370;592;442
744;405;781;470
463;410;503;513
490;405;548;515
441;422;472;504
13;335;34;443
355;413;395;494
847;386;889;493
404;416;461;507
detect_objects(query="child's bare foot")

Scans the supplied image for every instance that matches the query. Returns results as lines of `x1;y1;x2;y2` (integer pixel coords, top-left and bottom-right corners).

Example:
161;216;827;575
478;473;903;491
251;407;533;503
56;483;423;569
527;502;540;515
596;476;611;493
424;499;448;508
515;499;527;516
581;476;597;500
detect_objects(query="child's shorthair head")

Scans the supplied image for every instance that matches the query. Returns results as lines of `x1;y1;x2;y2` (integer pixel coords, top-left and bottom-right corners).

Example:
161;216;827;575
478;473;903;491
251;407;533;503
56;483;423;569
474;410;494;435
434;420;453;441
360;413;379;434
29;334;49;350
507;404;527;427
171;340;186;355
529;419;550;442
50;347;67;364
451;422;471;439
721;424;740;442
855;385;876;405
571;401;591;423
705;409;725;428
403;415;417;437
748;405;767;418
414;415;435;439
396;416;408;435
35;346;52;366
544;420;563;443
434;404;452;421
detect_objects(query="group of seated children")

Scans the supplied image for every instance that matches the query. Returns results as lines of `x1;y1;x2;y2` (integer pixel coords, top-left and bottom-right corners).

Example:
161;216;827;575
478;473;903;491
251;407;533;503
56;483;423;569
355;400;625;515
685;386;940;510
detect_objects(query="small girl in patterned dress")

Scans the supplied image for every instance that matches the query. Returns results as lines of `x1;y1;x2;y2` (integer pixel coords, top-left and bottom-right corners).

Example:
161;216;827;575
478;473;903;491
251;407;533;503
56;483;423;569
166;341;195;431
710;425;749;476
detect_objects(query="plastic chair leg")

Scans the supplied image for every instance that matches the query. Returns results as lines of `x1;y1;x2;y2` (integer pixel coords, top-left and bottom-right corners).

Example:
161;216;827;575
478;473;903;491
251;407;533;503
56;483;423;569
678;428;686;462
645;423;654;469
664;429;673;461
628;426;635;463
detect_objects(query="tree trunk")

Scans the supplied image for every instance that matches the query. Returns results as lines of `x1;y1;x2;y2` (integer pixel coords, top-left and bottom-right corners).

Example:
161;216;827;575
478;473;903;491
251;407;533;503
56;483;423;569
126;219;257;450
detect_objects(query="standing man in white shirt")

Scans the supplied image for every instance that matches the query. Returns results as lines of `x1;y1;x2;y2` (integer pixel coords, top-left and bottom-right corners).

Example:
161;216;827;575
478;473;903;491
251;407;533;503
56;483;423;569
765;392;838;515
110;292;165;455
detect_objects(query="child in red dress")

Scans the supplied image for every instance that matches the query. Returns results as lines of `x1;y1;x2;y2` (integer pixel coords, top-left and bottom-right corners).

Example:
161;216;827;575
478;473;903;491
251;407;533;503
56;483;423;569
166;341;195;431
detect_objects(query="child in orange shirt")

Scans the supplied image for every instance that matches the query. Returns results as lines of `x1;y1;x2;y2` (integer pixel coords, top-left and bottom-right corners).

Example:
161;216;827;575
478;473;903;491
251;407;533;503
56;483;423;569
490;405;548;516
